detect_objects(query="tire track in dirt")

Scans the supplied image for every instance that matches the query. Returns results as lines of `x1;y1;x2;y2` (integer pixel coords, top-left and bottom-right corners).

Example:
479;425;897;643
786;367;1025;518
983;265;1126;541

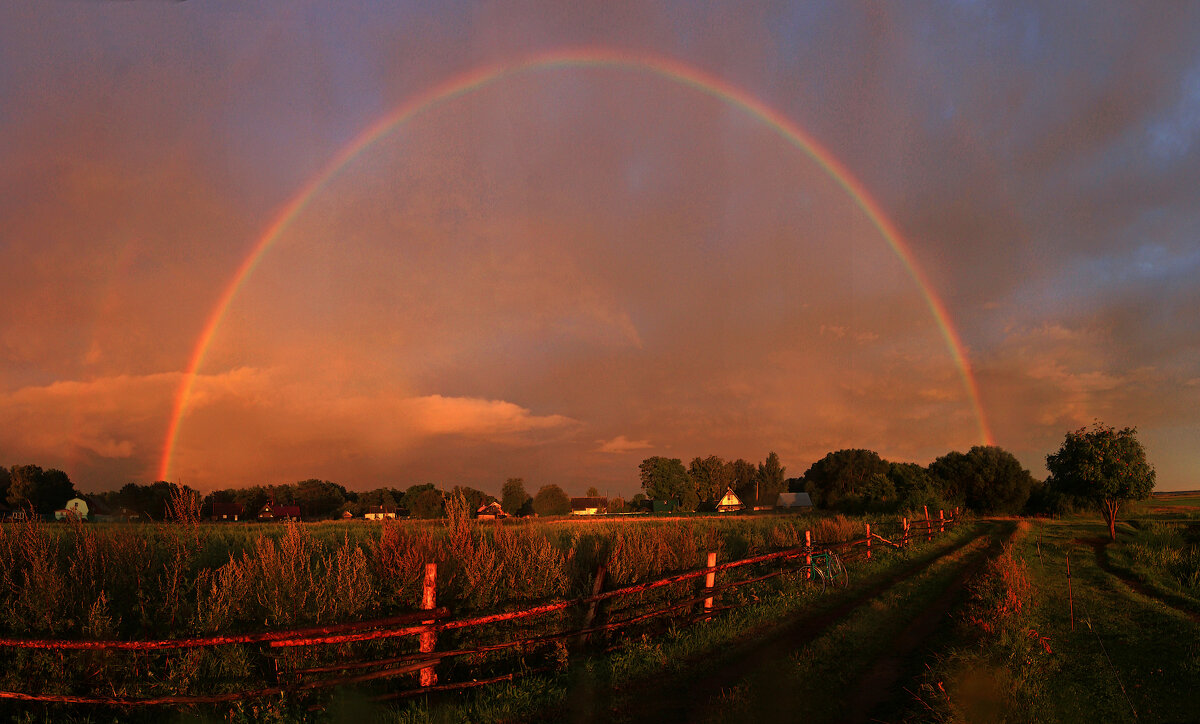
840;521;1017;723
578;523;996;724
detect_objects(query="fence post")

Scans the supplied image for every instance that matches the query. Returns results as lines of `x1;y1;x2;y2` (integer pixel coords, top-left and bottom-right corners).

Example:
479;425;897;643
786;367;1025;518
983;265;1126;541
577;563;607;650
924;505;931;541
865;523;872;560
939;509;945;534
805;530;812;580
703;551;717;615
902;517;909;548
420;562;438;687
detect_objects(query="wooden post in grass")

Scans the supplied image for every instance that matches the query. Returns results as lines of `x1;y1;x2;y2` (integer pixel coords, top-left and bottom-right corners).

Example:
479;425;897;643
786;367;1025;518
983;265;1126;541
420;563;438;686
577;563;607;649
865;523;872;560
939;509;945;534
1066;550;1074;632
902;517;909;548
805;530;812;580
924;505;931;542
703;551;717;615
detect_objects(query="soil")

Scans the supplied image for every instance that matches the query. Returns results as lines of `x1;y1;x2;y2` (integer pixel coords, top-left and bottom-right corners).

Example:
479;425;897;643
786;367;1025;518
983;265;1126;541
549;523;1005;724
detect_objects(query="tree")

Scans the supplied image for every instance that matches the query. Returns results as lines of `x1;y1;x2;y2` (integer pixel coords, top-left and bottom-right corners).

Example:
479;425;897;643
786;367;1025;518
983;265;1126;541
0;466;9;505
638;457;697;511
609;496;626;514
802;450;888;509
756;452;787;506
451;485;495;513
7;465;77;515
293;479;347;519
532;484;571;516
501;478;532;517
688;455;732;506
585;486;600;497
1046;423;1155;540
729;459;758;506
928;446;1035;515
403;484;446;519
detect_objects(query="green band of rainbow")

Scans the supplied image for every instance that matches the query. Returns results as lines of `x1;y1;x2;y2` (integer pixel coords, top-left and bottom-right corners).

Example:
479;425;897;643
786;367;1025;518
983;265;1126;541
158;47;992;482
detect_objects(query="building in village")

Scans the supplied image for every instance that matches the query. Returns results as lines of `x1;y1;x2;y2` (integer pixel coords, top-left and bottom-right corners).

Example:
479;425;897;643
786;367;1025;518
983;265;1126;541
211;502;244;521
776;492;813;510
476;501;506;519
570;497;608;515
54;497;90;521
716;488;745;513
258;502;301;521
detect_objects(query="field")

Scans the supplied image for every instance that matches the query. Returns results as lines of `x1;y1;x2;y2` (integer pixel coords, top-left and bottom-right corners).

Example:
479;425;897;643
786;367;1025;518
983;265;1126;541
1;500;1198;722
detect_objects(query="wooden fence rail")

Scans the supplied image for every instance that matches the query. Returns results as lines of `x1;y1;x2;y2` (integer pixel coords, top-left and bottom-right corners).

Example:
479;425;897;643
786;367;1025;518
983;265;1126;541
0;510;959;706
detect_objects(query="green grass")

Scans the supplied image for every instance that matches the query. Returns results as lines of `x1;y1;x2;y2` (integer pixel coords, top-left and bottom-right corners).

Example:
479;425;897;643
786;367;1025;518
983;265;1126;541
910;519;1200;722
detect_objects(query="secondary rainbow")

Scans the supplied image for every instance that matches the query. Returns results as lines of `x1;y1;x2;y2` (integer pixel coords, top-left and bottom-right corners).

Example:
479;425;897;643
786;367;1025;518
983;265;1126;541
158;47;993;482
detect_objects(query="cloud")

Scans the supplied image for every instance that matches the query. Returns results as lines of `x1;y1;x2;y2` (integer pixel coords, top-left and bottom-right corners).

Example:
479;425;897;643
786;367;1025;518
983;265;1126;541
596;435;653;454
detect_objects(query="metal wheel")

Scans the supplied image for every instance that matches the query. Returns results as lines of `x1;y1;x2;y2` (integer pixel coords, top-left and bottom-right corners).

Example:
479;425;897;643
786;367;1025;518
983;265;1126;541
830;554;848;588
813;565;828;593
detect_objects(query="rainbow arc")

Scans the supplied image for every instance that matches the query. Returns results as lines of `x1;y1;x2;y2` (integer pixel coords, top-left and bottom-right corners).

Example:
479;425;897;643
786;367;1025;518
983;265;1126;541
158;47;992;482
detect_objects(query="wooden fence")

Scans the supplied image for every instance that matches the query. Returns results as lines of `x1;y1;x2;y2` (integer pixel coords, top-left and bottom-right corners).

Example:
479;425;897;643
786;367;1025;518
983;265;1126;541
0;509;960;707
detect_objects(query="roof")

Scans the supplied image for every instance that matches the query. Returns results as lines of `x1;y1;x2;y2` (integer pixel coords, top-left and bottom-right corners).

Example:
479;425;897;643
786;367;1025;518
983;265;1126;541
260;503;301;517
212;502;244;514
776;492;813;507
570;497;607;510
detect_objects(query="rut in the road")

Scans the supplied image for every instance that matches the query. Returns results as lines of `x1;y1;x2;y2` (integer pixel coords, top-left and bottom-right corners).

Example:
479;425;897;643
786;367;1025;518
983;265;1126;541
585;524;999;724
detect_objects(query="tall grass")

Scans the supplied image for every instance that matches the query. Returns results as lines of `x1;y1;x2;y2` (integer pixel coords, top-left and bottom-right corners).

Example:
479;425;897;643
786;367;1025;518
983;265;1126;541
1124;520;1200;593
0;503;895;707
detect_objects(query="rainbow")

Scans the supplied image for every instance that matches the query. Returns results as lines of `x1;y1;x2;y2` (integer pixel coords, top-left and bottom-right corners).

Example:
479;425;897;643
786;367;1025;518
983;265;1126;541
158;47;993;482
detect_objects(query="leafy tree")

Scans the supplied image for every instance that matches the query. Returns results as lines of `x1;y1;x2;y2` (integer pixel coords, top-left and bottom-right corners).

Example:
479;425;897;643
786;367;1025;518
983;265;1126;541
7;465;76;514
638;457;697;511
688;455;732;505
292;479;347;519
928;446;1035;514
532;484;571;516
887;462;951;513
1046;423;1155;540
403;484;446;519
451;485;495;513
756;452;787;506
501;478;532;517
609;496;626;513
729;459;758;506
0;466;9;505
586;486;600;497
802;449;889;509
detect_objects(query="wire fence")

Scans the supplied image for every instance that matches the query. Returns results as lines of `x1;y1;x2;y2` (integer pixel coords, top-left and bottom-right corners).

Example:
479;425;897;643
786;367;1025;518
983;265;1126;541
0;509;961;707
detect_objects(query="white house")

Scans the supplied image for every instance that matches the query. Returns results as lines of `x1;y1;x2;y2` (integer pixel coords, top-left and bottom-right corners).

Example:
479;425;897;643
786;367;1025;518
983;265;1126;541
55;497;89;521
716;488;745;513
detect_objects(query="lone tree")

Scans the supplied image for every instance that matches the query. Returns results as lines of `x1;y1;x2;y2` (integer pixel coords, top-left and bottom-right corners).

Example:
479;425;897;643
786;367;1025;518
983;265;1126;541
1045;423;1155;540
532;484;571;516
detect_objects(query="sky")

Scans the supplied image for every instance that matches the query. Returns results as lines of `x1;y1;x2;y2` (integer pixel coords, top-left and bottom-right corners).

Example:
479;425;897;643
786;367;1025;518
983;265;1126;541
2;1;1198;495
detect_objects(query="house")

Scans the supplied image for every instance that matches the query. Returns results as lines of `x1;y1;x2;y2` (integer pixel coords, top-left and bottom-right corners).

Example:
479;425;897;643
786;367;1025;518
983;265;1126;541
476;501;506;520
570;497;607;516
776;492;813;510
211;502;244;521
364;506;399;521
55;497;90;521
716;488;745;513
258;502;301;521
341;510;355;520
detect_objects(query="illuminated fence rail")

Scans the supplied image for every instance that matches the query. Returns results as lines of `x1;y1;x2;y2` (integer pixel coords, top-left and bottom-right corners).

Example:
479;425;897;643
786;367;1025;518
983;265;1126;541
0;509;960;707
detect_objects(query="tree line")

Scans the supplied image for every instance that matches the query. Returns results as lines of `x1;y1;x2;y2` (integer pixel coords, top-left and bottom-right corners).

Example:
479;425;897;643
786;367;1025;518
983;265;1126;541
1;422;1154;531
